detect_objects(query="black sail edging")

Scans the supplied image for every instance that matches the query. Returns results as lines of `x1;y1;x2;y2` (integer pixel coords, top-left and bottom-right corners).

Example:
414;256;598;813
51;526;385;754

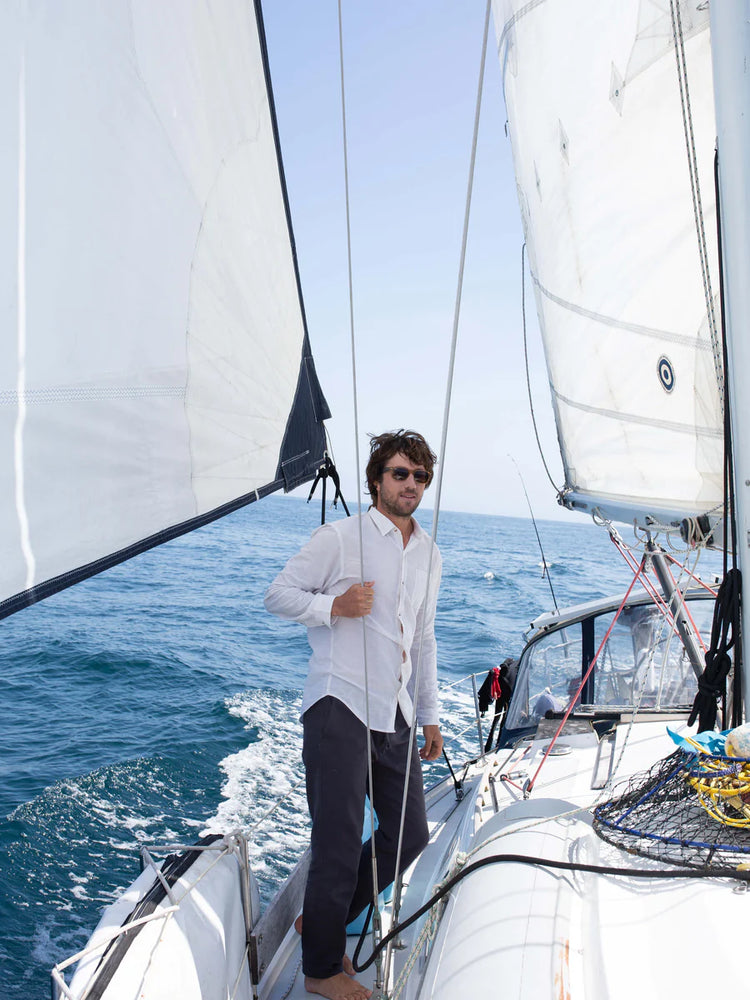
1;1;331;623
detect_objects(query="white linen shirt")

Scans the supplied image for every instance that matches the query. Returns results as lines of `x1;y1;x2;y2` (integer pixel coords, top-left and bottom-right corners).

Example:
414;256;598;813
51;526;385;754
264;507;441;732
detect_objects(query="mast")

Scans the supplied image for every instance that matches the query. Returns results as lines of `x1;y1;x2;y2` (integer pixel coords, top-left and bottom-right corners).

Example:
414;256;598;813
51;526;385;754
709;1;750;717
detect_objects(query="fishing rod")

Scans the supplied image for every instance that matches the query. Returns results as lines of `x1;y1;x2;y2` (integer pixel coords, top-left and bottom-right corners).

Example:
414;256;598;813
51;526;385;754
510;456;559;613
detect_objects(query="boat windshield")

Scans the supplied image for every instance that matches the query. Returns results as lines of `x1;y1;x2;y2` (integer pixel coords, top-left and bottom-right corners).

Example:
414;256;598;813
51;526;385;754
504;596;715;732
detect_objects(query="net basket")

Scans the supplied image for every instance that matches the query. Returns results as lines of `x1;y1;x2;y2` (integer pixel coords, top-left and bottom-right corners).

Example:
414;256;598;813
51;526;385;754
593;748;750;868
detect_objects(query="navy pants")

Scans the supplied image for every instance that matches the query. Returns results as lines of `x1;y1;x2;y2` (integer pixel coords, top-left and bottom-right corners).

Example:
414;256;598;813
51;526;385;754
301;696;429;980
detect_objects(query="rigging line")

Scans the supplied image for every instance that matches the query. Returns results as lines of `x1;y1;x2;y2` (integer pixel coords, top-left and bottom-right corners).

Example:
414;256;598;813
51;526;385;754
384;1;493;978
713;150;737;568
712;148;742;725
525;554;647;795
669;0;723;402
247;776;305;834
521;243;562;494
665;548;717;598
510;454;558;612
604;527;697;731
610;529;710;711
610;533;675;624
620;533;710;660
335;0;383;978
642;538;695;711
657;548;709;655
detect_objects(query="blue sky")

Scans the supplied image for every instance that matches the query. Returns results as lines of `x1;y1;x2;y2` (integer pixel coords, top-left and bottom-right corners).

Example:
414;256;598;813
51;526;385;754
262;2;573;521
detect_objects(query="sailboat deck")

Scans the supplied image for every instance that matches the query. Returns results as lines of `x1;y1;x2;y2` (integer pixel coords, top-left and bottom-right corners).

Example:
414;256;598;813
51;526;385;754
258;772;482;1000
260;716;750;999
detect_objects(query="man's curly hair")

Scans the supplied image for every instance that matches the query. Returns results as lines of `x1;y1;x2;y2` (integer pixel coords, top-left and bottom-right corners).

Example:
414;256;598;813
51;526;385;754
365;429;437;503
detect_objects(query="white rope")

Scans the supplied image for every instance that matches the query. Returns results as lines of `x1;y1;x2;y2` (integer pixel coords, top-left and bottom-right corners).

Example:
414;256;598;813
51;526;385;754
335;0;383;981
389;900;442;1000
247;775;306;834
384;0;493;986
277;955;303;1000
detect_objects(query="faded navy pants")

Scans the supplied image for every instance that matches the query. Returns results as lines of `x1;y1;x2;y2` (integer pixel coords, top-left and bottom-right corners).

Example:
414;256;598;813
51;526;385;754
301;696;429;980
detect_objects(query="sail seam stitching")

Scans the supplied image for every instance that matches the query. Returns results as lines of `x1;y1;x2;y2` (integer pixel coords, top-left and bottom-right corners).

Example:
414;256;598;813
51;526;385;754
0;386;187;404
554;389;723;437
532;272;712;350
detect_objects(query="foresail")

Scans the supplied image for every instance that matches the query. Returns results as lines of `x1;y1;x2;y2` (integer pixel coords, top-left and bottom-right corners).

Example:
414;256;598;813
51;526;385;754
0;1;329;620
495;0;723;527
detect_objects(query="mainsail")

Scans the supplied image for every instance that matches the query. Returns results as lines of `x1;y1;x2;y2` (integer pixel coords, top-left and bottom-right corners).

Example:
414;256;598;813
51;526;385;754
0;0;329;620
496;0;723;527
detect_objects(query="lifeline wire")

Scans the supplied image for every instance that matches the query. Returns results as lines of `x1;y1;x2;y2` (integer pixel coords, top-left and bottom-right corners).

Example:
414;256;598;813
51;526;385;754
383;2;493;986
335;0;384;983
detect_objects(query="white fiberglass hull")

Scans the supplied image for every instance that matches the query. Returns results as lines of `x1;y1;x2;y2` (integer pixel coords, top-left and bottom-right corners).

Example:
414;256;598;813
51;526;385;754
253;717;749;999
58;834;258;1000
419;721;749;999
58;718;749;1000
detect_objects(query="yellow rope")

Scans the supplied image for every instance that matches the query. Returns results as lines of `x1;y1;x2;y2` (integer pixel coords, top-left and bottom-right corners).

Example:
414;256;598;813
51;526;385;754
685;751;750;827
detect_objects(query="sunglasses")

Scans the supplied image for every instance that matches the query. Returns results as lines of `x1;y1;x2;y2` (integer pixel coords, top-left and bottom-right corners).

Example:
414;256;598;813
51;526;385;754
383;466;430;484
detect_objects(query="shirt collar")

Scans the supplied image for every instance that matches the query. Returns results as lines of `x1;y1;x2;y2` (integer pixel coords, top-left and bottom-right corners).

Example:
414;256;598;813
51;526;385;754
367;505;427;542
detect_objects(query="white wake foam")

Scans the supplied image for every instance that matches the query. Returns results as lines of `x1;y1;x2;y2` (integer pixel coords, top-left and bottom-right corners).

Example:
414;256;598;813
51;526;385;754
205;690;309;899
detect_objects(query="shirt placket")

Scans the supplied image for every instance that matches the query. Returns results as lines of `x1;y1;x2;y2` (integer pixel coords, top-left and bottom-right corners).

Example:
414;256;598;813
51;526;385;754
397;533;414;684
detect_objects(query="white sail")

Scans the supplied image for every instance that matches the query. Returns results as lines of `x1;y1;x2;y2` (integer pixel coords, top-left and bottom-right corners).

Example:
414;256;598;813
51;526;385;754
0;0;329;619
495;0;723;526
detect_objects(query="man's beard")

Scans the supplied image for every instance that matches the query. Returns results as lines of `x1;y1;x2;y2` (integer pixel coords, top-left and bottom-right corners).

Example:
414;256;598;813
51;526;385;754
379;492;419;518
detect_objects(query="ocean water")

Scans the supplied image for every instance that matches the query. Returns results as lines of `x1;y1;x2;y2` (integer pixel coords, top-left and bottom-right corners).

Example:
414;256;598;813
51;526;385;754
0;496;721;997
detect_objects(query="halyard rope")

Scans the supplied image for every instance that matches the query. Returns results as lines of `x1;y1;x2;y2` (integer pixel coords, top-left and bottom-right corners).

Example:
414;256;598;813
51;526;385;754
335;0;384;982
384;3;493;991
669;0;723;402
521;242;562;494
338;0;388;987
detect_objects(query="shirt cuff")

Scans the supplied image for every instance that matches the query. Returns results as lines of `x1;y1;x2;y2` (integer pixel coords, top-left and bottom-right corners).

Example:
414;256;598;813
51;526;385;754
309;592;336;627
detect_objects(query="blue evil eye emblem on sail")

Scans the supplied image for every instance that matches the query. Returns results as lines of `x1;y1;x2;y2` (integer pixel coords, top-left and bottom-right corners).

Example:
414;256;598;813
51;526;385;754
657;356;675;393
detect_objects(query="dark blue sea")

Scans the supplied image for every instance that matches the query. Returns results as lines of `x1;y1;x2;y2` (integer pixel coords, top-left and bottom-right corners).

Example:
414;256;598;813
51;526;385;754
0;496;722;997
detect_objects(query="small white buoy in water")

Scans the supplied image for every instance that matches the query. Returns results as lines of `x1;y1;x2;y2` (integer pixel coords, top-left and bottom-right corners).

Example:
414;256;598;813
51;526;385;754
726;723;750;758
483;571;494;581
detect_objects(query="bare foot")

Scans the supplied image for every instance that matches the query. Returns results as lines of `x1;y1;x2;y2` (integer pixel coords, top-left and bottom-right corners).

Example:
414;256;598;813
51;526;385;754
304;973;372;999
294;915;357;977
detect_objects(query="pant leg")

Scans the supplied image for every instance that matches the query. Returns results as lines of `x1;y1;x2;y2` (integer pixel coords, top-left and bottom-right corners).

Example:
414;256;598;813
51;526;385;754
302;696;368;979
346;711;429;924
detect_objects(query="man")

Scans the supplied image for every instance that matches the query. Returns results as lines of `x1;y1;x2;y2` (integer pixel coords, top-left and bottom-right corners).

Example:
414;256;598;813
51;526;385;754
264;430;443;1000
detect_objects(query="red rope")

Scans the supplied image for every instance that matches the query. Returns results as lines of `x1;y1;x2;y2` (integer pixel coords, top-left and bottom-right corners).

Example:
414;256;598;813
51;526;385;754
659;553;708;655
665;551;719;597
612;537;709;655
524;555;647;795
525;536;714;795
610;535;676;625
